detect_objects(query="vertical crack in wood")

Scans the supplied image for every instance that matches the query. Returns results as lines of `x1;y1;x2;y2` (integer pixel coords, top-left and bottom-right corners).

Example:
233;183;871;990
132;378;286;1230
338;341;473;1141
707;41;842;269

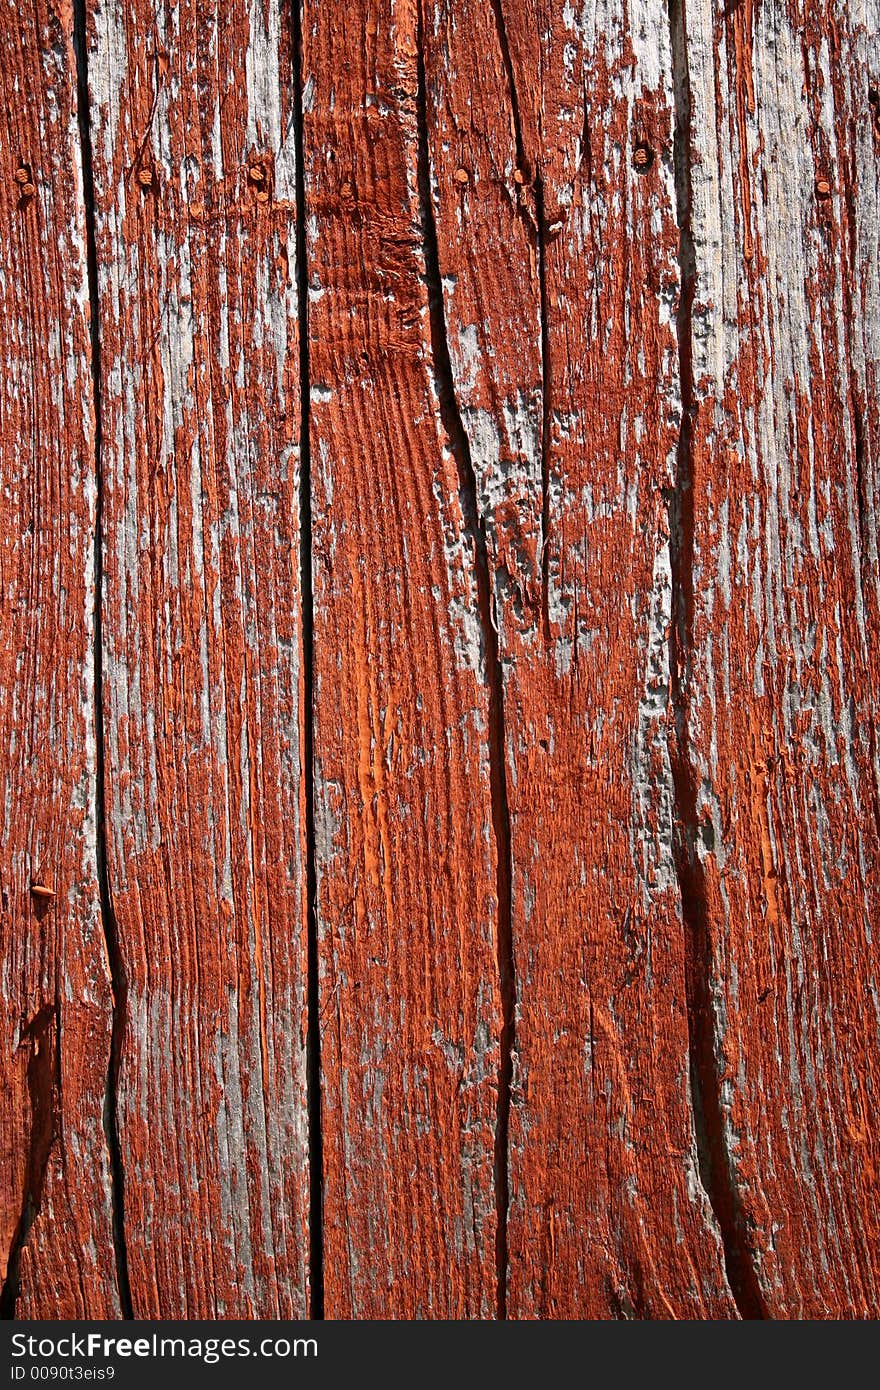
0;1006;59;1316
488;0;526;170
416;3;516;1320
666;0;768;1321
73;0;133;1320
840;156;872;617
534;175;551;642
488;0;551;635
290;0;323;1321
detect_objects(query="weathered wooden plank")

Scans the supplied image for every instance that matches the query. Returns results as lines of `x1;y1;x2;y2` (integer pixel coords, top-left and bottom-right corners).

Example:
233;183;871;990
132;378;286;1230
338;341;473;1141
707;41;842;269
424;0;736;1316
3;0;879;1324
303;0;503;1317
0;0;120;1317
680;0;880;1317
85;0;309;1316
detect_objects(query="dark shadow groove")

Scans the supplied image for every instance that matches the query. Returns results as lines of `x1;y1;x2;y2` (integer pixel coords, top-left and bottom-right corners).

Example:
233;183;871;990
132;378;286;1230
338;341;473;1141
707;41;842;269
289;0;324;1321
73;0;133;1321
534;174;551;640
666;0;768;1321
489;0;551;631
416;4;516;1319
0;1007;58;1317
489;0;526;170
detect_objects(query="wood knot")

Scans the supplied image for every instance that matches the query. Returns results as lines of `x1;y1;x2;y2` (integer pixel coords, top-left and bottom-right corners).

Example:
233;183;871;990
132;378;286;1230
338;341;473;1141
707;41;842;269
632;142;654;173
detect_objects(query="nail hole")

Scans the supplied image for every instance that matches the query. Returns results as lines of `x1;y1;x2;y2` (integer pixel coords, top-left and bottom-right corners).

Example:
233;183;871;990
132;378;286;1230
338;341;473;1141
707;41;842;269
247;158;272;202
15;164;35;203
633;142;654;172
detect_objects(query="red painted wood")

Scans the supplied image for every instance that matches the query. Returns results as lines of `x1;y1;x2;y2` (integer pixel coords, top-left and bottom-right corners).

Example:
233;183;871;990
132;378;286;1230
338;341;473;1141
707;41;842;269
0;0;119;1318
303;0;502;1318
1;0;878;1322
424;0;735;1317
85;0;310;1317
681;0;880;1317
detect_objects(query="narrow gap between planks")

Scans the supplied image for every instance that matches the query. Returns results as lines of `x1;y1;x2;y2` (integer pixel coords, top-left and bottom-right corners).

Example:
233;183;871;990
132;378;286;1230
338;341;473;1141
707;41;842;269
73;0;134;1320
289;0;325;1322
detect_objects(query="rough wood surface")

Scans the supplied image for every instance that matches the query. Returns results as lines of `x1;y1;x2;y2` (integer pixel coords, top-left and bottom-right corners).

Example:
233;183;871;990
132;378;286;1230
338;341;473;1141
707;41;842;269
85;0;309;1317
0;0;120;1318
1;0;878;1321
303;0;502;1318
682;0;880;1317
424;0;736;1317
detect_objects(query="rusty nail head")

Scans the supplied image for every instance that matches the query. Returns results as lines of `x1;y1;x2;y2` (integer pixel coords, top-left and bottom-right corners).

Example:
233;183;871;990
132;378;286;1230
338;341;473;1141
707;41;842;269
633;142;653;171
454;166;470;185
815;176;832;197
15;166;30;184
137;166;153;188
248;163;265;183
30;884;56;901
513;168;526;185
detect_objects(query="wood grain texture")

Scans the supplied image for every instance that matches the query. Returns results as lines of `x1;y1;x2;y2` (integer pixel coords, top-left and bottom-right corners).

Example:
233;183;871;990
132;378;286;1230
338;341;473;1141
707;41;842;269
85;0;309;1316
303;0;503;1318
0;0;120;1318
682;0;880;1317
1;0;879;1322
424;0;736;1317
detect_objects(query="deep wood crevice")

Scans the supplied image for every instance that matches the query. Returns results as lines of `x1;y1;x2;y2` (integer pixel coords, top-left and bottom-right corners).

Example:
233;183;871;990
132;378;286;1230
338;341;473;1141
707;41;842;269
0;1006;58;1317
488;0;525;171
73;0;133;1321
489;0;551;633
666;0;768;1321
290;0;324;1321
416;3;516;1319
534;173;551;641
